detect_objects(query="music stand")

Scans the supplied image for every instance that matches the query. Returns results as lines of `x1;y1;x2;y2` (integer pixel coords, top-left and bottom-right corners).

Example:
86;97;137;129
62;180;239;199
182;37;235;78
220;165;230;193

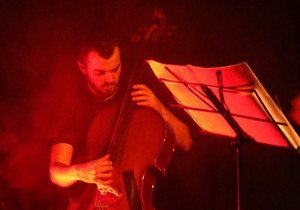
146;60;300;210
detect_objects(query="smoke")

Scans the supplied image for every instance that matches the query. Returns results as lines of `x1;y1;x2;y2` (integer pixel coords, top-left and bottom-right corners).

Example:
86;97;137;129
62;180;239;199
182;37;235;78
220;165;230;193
0;2;77;209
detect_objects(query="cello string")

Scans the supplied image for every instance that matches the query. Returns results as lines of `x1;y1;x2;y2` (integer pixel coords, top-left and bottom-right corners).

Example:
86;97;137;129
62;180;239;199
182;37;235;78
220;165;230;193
107;34;149;164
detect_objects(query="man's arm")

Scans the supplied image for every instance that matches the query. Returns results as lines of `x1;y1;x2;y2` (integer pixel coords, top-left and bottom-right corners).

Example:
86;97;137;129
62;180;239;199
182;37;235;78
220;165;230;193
131;84;193;151
49;142;113;187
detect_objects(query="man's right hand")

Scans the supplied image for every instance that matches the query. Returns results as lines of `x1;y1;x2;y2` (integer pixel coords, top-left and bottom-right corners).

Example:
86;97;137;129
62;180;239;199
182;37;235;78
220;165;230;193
50;143;114;187
74;154;113;185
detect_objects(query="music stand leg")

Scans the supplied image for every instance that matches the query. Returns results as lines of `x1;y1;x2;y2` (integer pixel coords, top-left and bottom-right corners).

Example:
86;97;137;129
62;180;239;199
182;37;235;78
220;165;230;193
236;145;241;210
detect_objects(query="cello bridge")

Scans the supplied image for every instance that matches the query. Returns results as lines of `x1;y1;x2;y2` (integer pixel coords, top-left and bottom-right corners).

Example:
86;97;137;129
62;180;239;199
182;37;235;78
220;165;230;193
95;183;122;209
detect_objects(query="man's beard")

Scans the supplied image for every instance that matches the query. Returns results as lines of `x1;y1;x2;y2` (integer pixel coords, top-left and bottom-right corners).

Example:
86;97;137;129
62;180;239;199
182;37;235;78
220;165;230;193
87;76;117;99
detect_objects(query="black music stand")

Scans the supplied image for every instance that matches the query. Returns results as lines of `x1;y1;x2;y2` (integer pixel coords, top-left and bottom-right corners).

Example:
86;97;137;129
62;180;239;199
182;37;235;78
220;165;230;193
146;60;300;210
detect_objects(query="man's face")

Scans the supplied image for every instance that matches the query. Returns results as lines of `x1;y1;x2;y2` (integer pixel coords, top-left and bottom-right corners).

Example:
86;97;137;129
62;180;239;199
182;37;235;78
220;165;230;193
81;47;121;100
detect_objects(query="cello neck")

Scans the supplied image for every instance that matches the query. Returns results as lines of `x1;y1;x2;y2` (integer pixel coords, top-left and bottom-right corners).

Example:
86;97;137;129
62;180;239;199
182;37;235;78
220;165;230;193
106;9;171;164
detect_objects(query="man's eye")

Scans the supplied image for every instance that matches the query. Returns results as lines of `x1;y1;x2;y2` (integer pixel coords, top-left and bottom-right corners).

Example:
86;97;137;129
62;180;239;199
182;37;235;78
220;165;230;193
95;71;105;75
111;68;118;73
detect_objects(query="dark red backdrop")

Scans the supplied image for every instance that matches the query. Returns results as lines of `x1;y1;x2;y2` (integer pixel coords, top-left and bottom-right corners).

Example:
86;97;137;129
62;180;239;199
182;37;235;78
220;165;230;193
0;0;299;209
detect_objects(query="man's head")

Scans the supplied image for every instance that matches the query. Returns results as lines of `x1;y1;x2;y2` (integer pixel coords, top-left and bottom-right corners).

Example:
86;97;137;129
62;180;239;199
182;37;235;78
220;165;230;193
77;32;121;100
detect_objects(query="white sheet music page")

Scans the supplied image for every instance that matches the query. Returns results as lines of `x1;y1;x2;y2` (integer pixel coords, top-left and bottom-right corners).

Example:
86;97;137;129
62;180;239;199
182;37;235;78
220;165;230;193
147;59;300;150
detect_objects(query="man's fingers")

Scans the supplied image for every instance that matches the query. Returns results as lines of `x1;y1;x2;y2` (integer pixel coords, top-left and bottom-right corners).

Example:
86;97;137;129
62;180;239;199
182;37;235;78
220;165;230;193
132;96;150;102
132;84;151;93
93;179;113;185
97;154;110;161
95;171;113;179
94;165;113;173
131;90;149;96
94;159;113;165
136;101;150;107
133;84;147;89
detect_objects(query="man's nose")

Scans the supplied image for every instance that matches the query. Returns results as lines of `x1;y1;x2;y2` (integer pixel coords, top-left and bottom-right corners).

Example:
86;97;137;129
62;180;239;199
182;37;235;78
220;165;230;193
104;72;113;82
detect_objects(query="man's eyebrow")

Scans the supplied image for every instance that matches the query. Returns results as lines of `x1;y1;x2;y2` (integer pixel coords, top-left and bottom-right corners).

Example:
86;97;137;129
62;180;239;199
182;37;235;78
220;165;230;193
94;63;121;73
112;63;121;71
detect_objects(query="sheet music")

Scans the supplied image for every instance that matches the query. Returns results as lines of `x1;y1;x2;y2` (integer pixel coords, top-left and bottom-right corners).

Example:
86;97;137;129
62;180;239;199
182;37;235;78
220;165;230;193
147;60;300;149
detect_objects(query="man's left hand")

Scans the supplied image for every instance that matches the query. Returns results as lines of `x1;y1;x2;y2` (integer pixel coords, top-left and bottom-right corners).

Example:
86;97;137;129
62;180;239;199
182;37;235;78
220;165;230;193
131;84;165;113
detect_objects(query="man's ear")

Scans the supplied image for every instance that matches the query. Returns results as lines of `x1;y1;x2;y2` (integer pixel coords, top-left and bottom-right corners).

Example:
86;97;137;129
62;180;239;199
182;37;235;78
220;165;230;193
77;60;86;75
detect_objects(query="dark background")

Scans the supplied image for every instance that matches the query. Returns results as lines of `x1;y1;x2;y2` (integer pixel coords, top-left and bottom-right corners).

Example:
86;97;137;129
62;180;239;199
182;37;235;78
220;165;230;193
0;0;299;209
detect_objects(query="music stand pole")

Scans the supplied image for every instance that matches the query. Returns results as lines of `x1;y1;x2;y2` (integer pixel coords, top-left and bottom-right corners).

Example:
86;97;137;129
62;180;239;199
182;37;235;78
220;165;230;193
200;79;255;210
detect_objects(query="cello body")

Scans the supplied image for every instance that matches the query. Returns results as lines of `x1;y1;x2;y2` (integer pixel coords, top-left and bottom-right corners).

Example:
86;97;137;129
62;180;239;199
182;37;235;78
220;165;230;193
67;104;175;210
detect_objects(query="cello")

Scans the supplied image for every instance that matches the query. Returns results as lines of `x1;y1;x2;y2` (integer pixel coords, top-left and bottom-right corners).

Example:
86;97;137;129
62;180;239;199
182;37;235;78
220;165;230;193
68;9;176;210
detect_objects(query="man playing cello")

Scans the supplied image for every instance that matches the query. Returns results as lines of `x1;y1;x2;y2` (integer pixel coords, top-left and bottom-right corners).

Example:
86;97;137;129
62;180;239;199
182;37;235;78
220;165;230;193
49;31;193;209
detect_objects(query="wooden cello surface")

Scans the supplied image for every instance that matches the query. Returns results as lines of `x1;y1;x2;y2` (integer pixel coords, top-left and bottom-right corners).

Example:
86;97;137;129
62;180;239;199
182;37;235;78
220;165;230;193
68;103;175;210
